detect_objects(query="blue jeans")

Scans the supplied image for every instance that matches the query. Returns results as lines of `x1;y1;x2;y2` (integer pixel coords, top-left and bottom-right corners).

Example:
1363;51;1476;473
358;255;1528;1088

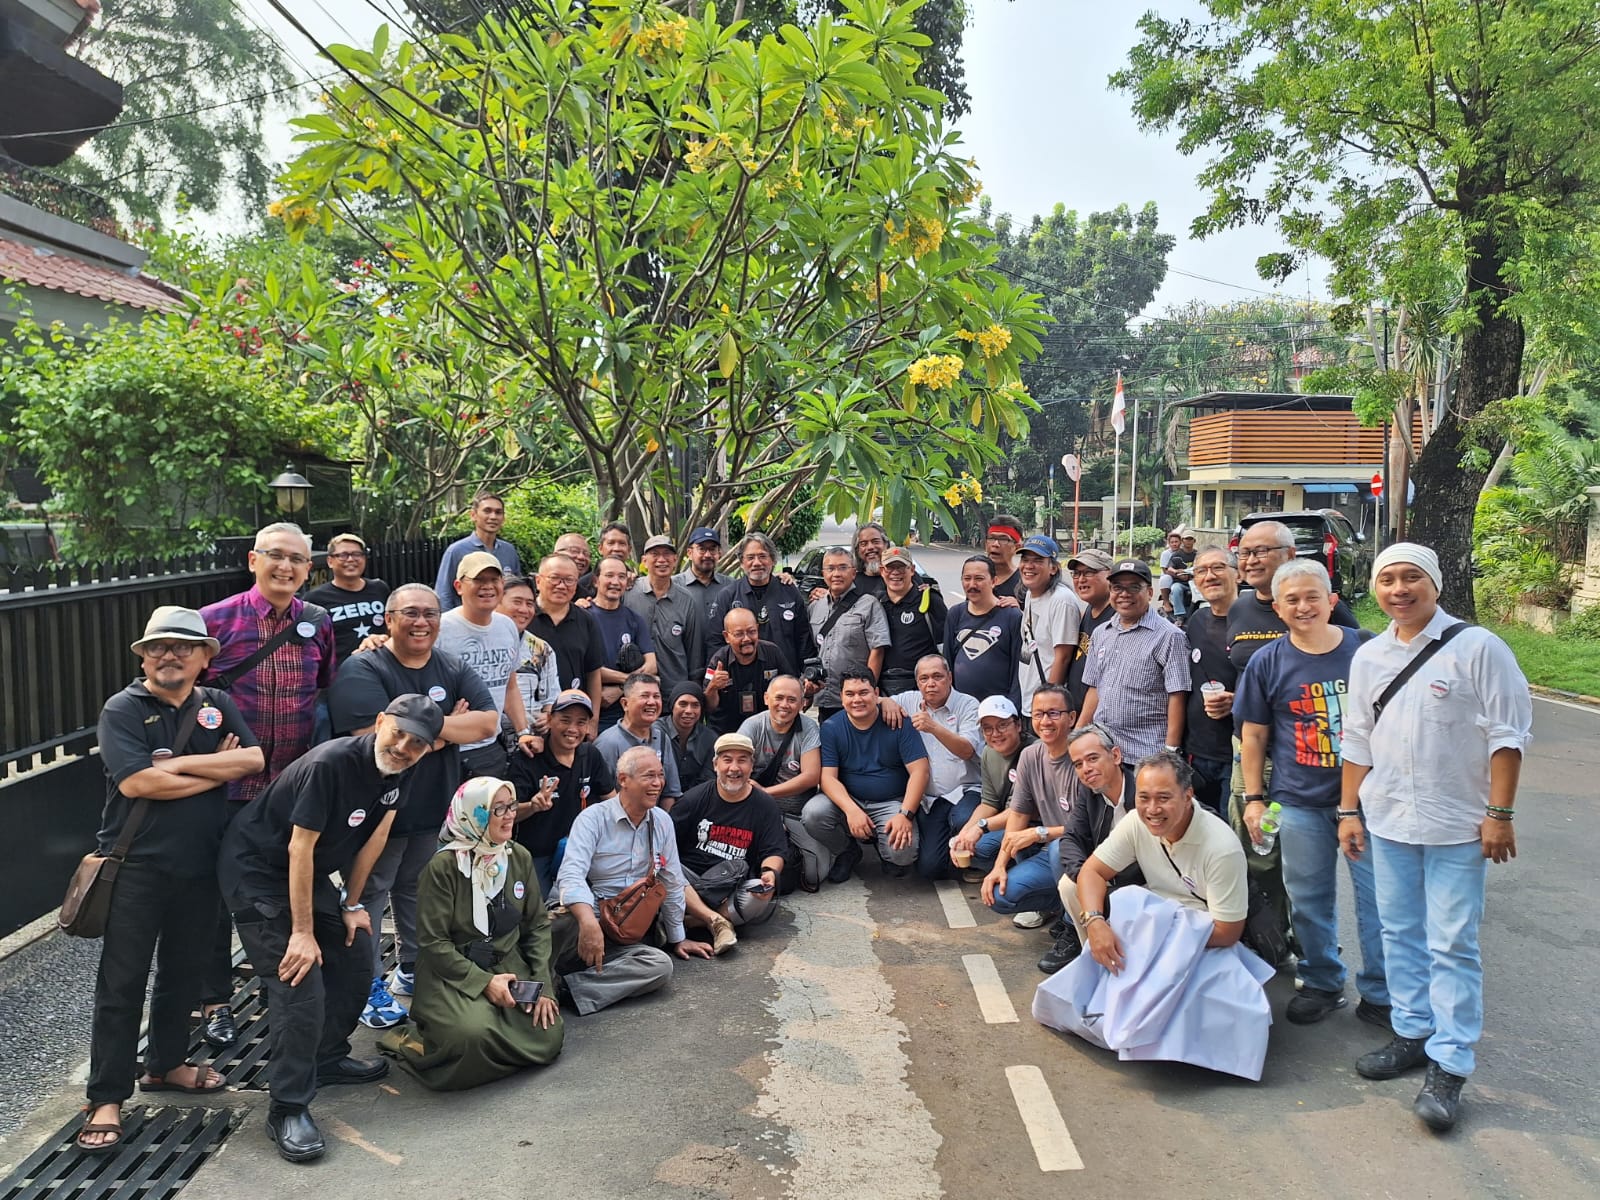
982;838;1061;915
1277;806;1388;1003
1370;834;1488;1077
1188;753;1230;821
916;789;982;879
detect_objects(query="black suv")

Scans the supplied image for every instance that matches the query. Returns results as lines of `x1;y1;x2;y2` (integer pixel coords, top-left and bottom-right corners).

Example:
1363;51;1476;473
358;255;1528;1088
1230;509;1372;600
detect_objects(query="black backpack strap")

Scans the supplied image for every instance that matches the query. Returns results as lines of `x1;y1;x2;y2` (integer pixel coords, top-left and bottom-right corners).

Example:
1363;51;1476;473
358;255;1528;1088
755;723;799;788
1372;622;1469;724
209;602;328;692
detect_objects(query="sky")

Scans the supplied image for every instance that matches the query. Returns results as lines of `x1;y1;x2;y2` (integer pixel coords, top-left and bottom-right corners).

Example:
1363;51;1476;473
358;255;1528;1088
245;0;1330;317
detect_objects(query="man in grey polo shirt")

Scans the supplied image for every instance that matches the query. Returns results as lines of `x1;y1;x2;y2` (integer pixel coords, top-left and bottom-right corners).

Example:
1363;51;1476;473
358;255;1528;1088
808;546;891;720
1076;558;1190;762
627;534;706;692
880;654;981;880
675;527;731;622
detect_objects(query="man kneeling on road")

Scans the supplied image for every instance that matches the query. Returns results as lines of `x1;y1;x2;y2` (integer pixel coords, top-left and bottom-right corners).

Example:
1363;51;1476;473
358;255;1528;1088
671;734;789;952
1035;752;1274;1081
551;747;712;1014
218;694;443;1163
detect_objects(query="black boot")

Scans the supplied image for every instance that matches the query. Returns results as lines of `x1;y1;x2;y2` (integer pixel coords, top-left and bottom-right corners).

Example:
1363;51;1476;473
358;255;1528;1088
1413;1062;1466;1132
1356;1034;1430;1080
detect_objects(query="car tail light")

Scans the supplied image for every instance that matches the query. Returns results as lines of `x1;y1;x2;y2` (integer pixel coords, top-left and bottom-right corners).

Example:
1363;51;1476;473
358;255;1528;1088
1228;532;1240;553
1322;532;1337;574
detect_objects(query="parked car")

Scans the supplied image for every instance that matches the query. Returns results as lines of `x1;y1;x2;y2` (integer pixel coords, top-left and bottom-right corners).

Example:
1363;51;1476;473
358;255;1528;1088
785;545;934;596
1230;509;1372;600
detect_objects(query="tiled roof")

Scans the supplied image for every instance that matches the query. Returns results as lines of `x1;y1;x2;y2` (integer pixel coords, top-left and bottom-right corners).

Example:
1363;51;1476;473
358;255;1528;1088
0;235;184;312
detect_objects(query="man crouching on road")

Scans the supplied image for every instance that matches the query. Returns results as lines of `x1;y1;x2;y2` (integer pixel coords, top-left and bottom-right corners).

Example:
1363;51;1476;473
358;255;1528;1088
217;694;442;1163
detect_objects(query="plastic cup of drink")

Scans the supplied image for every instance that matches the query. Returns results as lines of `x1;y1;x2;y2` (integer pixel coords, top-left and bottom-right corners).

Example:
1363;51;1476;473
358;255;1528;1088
949;838;972;869
1201;680;1225;696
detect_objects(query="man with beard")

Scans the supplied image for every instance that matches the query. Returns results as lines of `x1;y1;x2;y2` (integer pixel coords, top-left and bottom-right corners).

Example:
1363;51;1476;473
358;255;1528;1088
506;691;616;893
218;695;442;1162
875;547;948;698
709;532;817;677
705;607;791;736
675;527;732;621
1065;549;1116;712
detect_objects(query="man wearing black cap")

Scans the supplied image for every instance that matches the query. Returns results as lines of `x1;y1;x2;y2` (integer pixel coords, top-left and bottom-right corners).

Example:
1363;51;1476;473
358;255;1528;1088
217;694;442;1163
875;546;948;698
1076;558;1191;762
507;690;617;893
1066;548;1116;711
676;526;732;622
628;534;706;692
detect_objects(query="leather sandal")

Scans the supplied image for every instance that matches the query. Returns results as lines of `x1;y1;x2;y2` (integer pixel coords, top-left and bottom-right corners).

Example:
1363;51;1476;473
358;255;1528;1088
75;1107;123;1156
140;1063;226;1094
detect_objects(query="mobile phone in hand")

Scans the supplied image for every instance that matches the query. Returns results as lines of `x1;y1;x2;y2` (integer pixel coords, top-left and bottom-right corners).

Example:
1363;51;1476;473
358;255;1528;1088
508;979;543;1005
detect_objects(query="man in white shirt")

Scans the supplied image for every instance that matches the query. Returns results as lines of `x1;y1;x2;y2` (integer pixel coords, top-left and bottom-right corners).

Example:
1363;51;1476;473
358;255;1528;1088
880;654;981;880
1339;543;1532;1134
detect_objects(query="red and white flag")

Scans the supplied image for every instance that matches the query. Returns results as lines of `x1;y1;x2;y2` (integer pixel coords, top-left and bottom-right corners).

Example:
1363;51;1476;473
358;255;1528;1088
1110;371;1126;435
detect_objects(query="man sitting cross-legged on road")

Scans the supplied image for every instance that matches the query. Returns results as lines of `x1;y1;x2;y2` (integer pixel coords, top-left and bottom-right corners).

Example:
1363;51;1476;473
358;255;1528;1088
551;747;713;1014
800;671;930;883
979;685;1079;929
671;733;789;954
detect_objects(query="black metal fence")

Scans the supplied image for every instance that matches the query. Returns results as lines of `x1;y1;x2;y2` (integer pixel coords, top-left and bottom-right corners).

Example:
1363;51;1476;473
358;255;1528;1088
0;536;453;779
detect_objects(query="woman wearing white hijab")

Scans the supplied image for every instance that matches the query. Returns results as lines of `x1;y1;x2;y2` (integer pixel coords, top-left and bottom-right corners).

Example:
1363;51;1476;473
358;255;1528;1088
378;777;563;1089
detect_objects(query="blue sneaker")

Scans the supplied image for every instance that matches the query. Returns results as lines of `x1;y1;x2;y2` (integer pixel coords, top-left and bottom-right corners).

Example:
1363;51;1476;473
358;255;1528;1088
387;966;415;997
360;978;407;1029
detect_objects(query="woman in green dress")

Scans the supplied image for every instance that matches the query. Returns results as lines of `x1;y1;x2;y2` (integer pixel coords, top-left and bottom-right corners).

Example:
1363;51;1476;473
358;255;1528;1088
379;776;564;1090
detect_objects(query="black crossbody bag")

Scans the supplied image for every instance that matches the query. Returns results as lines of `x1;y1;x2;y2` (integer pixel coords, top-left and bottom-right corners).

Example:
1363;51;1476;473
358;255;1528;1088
1159;838;1287;966
1372;622;1469;724
209;602;329;691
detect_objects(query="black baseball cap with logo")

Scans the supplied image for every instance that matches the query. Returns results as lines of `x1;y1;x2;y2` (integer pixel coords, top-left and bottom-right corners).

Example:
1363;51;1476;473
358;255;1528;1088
384;693;445;743
1108;559;1153;585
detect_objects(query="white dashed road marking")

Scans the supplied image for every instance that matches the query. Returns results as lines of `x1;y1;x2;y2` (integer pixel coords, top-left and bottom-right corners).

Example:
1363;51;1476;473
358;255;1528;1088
934;879;976;928
961;953;1019;1024
1005;1065;1084;1171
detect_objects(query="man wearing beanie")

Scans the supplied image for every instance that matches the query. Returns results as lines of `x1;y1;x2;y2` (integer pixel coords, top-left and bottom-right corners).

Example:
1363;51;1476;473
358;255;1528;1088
660;680;716;791
1338;543;1532;1133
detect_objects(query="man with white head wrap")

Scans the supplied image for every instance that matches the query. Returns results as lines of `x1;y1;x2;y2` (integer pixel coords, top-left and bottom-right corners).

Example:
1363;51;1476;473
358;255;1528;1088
1338;543;1532;1133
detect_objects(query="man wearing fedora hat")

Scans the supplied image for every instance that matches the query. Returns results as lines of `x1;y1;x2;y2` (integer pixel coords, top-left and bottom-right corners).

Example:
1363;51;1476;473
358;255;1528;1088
77;608;264;1156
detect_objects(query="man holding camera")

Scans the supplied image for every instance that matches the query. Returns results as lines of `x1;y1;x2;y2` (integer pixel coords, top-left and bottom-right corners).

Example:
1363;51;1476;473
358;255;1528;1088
808;546;891;723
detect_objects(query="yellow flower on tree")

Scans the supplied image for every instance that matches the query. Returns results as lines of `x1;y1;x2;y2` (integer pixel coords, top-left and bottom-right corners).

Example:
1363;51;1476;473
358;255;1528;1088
975;324;1013;358
907;354;964;391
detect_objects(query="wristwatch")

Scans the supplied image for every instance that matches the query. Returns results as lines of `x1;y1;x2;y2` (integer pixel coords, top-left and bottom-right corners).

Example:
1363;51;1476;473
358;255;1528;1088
341;902;366;913
1243;793;1269;804
976;817;989;833
1035;825;1048;844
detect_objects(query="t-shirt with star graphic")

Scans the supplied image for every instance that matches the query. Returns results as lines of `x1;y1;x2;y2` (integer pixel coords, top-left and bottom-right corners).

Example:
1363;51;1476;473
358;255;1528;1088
306;578;392;663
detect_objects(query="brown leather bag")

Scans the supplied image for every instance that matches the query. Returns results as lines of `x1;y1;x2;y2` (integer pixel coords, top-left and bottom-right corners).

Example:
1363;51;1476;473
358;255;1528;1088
596;810;667;944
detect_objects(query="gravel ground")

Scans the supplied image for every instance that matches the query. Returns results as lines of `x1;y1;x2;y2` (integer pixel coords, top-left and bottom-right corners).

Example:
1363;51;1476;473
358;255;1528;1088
0;932;107;1139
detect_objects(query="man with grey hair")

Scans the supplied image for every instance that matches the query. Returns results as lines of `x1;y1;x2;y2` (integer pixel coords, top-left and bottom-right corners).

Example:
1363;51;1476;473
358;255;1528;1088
196;521;337;1048
709;532;817;676
1236;558;1388;1029
809;546;891;721
552;746;712;1013
879;654;981;880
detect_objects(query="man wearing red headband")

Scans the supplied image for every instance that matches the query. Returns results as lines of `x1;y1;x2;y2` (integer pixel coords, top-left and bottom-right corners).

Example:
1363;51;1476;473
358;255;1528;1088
984;515;1025;606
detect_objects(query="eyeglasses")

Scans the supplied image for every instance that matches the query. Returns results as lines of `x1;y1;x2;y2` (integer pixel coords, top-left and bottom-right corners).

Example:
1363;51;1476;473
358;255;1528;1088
1192;564;1231;576
254;548;312;566
328;550;365;561
1032;707;1071;721
1108;580;1146;593
1069;568;1103;578
488;801;518;818
541;575;577;587
1237;544;1294;560
140;640;201;659
391;606;441;621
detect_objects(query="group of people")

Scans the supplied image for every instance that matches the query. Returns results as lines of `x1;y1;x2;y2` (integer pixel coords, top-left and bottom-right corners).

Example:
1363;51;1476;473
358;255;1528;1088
76;499;1532;1164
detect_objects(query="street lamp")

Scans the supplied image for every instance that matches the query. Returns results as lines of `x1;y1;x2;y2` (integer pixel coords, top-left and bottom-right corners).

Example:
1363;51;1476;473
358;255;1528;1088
268;464;312;516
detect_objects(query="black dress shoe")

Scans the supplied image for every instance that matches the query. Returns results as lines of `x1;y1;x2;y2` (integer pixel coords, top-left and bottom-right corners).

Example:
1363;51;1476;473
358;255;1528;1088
826;842;863;884
1356;1034;1430;1080
202;1007;238;1048
1414;1062;1466;1132
881;862;910;878
1038;926;1082;974
1286;987;1347;1024
316;1055;389;1086
266;1109;325;1163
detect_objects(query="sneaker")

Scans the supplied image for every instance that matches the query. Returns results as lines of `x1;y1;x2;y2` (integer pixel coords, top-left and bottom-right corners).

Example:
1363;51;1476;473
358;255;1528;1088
1038;926;1082;974
1356;998;1393;1032
1012;910;1054;930
360;978;408;1029
1413;1062;1466;1132
1286;987;1347;1024
387;966;415;997
1356;1034;1430;1080
708;915;738;956
961;868;986;885
826;842;863;884
1046;915;1068;938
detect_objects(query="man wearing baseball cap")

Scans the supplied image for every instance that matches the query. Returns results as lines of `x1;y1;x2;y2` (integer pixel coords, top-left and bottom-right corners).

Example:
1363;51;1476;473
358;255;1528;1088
1076;557;1191;762
876;546;949;698
505;690;617;893
1339;544;1532;1132
628;534;706;692
1017;534;1082;727
675;527;732;622
217;694;442;1162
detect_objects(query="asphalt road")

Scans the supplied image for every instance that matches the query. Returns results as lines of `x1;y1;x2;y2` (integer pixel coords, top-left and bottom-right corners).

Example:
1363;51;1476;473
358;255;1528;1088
2;527;1595;1198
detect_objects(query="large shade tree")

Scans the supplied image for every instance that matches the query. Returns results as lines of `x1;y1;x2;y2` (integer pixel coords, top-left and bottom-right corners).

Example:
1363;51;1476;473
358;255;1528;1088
1114;0;1600;616
277;0;1047;543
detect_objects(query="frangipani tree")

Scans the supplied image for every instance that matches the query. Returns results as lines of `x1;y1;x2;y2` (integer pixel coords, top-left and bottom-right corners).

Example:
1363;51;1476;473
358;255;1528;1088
276;0;1046;542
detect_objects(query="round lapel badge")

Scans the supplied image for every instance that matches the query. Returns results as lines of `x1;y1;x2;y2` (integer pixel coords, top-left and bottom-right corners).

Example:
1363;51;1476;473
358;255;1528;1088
428;685;447;702
347;808;367;827
513;880;526;900
296;621;317;639
197;705;223;730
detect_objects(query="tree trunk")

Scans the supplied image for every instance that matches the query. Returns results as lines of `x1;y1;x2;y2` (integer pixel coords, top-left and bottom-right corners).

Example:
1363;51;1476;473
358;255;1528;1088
1406;194;1525;620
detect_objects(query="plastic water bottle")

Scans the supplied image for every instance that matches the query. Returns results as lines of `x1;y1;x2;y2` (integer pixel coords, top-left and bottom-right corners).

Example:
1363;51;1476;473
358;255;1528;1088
1253;802;1283;856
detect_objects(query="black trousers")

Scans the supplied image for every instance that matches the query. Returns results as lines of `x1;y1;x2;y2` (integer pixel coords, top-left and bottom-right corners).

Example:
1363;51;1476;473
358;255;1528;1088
87;864;217;1104
200;800;249;1005
232;894;371;1115
1188;753;1232;821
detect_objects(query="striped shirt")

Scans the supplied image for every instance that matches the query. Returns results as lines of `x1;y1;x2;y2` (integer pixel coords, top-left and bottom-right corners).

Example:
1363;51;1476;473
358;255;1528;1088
201;585;337;803
1081;607;1192;761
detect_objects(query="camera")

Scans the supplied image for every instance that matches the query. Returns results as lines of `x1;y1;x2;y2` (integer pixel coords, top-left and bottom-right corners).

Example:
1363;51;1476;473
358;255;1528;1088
801;657;827;687
615;641;646;673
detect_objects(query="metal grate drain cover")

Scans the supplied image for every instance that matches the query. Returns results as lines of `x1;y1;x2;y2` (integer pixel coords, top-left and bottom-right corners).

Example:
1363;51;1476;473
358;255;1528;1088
0;1105;238;1200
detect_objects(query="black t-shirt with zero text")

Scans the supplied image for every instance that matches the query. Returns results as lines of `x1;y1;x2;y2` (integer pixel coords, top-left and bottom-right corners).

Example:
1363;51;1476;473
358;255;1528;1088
327;646;496;837
218;733;411;907
1182;604;1236;761
670;781;789;877
505;741;616;857
305;579;391;663
706;641;789;735
97;681;259;876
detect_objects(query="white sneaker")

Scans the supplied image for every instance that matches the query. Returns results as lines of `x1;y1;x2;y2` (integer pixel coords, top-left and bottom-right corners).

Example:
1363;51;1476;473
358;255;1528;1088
387;965;415;996
1012;910;1053;930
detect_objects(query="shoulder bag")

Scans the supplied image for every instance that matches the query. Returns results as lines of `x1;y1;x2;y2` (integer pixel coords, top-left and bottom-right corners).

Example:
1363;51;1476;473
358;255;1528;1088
59;690;208;938
596;809;668;944
1371;622;1469;724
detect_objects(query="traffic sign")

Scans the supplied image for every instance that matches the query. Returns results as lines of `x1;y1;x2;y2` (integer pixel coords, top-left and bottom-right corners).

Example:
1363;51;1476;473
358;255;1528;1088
1061;454;1081;482
1371;472;1384;497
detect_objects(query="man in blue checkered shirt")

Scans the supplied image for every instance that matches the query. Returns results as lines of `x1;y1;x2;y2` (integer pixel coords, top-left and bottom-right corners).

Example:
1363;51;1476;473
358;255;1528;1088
1076;559;1191;761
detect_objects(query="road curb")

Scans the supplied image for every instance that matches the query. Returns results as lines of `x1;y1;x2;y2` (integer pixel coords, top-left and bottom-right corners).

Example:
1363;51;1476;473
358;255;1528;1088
0;910;58;963
1530;684;1600;709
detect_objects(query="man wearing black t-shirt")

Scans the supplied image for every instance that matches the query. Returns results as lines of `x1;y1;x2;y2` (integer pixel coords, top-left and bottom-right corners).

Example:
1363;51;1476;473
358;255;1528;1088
1066;549;1116;713
506;690;617;893
672;733;788;944
705;607;790;735
708;533;816;678
1181;546;1240;817
531;552;606;726
217;695;442;1164
875;547;948;697
305;534;390;664
328;583;497;1026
